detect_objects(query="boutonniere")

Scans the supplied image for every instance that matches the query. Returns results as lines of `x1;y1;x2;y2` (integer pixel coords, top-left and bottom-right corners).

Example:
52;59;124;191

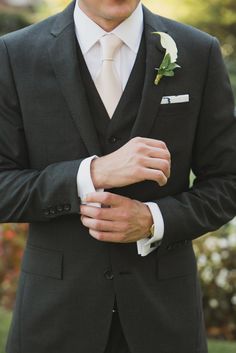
152;32;181;85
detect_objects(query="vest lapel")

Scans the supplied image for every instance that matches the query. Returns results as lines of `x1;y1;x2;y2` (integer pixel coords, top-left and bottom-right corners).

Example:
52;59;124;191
130;6;168;138
48;1;102;156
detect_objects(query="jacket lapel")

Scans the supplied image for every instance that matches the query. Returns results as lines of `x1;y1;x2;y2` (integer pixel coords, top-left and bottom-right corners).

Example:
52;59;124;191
48;1;102;156
130;6;168;138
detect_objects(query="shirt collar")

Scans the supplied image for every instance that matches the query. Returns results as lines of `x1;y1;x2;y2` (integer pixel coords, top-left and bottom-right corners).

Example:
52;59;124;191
74;1;143;55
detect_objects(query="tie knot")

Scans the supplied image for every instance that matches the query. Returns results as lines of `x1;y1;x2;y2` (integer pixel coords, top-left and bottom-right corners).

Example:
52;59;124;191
100;34;122;61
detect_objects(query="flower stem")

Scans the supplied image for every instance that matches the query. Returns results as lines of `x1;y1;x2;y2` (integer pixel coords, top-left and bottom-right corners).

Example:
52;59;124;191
155;74;163;85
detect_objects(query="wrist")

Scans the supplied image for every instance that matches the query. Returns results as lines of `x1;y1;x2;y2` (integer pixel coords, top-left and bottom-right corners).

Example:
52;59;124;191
91;157;111;189
142;204;154;237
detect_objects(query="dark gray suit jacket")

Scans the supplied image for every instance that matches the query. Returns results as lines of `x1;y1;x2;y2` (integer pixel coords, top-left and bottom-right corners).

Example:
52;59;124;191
0;1;236;353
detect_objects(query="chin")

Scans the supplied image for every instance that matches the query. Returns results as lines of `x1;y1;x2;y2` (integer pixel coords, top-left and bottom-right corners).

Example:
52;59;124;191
103;1;139;20
106;5;136;20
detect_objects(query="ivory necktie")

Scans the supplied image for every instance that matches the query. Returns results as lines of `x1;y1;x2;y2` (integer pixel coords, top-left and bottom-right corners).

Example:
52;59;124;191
95;34;123;118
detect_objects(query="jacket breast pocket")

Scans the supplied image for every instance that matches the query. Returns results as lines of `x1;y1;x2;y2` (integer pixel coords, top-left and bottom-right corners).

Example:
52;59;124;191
157;242;197;280
158;102;193;117
21;245;63;280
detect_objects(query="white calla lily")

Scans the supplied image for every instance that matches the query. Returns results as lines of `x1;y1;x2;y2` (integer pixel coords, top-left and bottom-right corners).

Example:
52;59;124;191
152;31;181;85
156;32;178;62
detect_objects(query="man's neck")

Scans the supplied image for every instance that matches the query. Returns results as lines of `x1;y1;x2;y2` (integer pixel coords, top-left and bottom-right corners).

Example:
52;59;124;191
80;16;125;32
77;2;139;32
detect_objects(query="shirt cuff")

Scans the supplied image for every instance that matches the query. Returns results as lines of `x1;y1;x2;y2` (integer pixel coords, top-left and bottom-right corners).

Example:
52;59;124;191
137;202;164;257
77;155;104;207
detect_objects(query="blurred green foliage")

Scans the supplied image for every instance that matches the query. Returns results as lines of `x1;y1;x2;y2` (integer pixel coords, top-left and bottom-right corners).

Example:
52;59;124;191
194;222;236;340
0;10;31;36
173;0;236;96
0;307;12;353
0;225;27;310
208;339;236;353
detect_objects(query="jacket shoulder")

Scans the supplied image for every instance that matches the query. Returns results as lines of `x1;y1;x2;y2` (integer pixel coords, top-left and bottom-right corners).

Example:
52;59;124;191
155;14;215;50
1;1;74;47
1;13;57;44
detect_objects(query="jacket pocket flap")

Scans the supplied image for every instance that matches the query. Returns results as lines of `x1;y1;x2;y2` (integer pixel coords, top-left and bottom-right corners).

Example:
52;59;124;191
22;245;63;280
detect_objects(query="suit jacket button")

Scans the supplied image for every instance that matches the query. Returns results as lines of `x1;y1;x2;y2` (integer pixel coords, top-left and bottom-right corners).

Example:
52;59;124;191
49;208;56;215
57;205;63;212
43;209;50;216
104;269;114;280
64;204;71;212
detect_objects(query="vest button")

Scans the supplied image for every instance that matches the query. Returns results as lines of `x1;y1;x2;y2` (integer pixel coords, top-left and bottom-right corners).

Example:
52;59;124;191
104;269;114;280
108;136;118;143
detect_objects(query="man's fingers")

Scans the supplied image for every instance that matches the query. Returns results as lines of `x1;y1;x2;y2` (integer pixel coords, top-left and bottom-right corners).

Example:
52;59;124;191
80;204;122;221
88;229;128;243
148;147;171;162
142;157;171;178
131;137;171;165
142;168;168;186
82;192;126;207
132;136;168;150
81;216;121;232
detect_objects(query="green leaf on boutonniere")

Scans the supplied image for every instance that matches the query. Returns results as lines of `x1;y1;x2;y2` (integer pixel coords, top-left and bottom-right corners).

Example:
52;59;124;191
168;62;180;70
153;32;181;85
161;53;171;69
163;71;174;77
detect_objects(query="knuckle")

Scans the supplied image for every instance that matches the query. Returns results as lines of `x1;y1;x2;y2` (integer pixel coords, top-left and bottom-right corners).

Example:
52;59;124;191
89;229;95;237
162;149;171;161
93;220;100;230
102;192;111;203
162;160;170;174
134;154;145;166
159;140;167;150
119;234;126;242
134;142;147;154
123;223;130;232
124;211;130;221
96;232;105;241
94;208;102;219
82;216;88;226
132;136;142;144
133;165;143;177
166;151;171;161
121;211;129;221
156;170;166;183
140;143;147;152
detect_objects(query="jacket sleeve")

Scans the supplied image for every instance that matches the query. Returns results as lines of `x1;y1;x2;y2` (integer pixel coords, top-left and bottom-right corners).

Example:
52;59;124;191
157;37;236;246
0;38;83;223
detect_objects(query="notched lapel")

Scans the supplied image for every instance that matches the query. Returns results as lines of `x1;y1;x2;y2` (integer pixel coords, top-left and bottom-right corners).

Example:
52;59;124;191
131;7;168;138
48;3;102;156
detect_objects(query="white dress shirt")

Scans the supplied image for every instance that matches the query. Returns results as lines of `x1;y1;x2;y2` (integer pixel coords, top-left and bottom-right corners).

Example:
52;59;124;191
74;0;164;256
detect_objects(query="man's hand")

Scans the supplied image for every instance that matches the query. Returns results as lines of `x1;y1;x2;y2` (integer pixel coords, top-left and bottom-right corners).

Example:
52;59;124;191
80;192;153;243
91;137;171;189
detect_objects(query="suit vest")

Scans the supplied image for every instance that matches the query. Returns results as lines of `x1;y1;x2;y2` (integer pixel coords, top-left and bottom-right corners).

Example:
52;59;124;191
76;34;146;156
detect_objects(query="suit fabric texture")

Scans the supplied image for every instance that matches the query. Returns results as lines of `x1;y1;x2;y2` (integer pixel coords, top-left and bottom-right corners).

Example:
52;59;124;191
0;1;236;353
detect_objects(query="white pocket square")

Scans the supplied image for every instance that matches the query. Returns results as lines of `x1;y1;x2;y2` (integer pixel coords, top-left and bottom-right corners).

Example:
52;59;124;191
161;94;190;105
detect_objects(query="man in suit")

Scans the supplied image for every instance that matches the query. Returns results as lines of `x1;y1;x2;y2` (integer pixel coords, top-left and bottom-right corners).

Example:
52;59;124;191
0;0;236;352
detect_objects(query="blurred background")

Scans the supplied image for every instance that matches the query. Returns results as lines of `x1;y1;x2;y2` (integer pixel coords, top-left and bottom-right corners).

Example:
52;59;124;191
0;1;235;353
